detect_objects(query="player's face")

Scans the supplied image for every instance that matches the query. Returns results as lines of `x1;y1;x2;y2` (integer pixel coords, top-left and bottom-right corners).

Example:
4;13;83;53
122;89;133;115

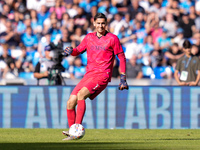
94;18;107;34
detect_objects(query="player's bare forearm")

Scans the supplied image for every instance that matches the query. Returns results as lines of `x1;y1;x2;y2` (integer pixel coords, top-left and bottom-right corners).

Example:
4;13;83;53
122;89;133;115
34;71;48;79
174;70;181;85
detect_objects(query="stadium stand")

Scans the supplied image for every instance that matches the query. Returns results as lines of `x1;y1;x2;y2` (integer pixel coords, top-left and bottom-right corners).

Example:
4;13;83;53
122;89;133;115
0;0;200;85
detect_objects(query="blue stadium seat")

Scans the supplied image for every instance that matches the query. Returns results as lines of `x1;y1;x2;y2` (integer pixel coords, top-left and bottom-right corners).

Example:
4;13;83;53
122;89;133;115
153;66;167;79
142;66;153;78
19;72;34;79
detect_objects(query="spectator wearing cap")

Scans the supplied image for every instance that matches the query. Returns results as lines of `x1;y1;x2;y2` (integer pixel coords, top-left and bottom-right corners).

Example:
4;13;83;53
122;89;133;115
157;28;172;52
34;44;55;85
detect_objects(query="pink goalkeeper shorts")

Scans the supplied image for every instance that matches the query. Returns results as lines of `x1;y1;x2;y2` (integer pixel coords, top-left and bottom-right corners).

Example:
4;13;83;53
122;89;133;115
71;72;109;100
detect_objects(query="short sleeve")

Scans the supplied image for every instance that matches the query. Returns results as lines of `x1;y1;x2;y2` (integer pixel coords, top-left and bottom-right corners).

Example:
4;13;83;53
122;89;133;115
175;59;181;71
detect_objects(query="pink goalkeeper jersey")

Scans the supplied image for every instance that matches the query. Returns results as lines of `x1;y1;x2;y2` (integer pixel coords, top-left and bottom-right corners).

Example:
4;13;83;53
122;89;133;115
74;31;124;81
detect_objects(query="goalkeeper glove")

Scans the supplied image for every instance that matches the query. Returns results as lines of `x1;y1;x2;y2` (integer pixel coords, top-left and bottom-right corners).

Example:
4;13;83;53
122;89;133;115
64;46;73;56
119;74;129;90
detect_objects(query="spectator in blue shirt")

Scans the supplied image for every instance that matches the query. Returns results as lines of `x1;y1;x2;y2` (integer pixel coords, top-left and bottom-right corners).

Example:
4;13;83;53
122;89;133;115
134;21;147;44
21;26;38;51
37;5;50;26
141;35;154;66
69;56;86;79
157;28;172;52
48;19;62;42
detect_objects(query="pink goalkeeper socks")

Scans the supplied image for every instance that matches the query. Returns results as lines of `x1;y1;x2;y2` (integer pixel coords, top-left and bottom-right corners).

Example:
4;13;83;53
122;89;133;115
67;109;76;128
75;100;86;124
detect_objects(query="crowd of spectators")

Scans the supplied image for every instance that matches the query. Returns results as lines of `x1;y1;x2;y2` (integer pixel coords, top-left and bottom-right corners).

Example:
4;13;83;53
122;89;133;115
0;0;200;81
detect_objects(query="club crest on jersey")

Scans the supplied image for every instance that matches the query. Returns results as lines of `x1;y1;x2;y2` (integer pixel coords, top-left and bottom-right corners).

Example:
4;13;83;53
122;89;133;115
90;45;106;51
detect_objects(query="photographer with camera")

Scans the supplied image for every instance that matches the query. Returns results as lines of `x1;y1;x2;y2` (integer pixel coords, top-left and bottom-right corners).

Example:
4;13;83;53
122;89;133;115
34;44;55;85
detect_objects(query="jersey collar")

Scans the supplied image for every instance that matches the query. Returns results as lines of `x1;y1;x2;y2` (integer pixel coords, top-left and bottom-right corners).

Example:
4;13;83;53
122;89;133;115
96;30;108;39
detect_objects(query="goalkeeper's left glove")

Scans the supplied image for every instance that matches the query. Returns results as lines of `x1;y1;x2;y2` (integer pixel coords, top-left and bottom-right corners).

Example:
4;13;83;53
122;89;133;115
118;74;129;90
64;46;73;56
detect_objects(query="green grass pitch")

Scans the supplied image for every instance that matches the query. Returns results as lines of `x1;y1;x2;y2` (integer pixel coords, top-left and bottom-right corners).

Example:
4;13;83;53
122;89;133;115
0;129;200;150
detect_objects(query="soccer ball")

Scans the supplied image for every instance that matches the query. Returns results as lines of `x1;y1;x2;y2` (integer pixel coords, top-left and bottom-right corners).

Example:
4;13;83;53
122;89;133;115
69;124;85;139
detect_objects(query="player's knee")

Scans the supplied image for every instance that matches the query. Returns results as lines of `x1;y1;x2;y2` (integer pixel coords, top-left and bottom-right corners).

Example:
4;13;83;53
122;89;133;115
67;98;76;109
77;90;87;100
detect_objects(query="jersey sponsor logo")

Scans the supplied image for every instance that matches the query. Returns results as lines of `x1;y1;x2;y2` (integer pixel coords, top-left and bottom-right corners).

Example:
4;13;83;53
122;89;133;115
90;45;106;51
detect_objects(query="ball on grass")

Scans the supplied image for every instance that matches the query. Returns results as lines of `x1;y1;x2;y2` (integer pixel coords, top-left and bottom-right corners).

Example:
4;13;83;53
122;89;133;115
69;124;85;139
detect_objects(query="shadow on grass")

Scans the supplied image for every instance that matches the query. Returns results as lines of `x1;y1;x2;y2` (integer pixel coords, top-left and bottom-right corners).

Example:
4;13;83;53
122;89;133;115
0;142;151;150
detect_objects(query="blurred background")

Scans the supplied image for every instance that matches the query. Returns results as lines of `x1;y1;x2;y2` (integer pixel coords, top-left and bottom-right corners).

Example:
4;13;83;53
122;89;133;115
0;0;200;85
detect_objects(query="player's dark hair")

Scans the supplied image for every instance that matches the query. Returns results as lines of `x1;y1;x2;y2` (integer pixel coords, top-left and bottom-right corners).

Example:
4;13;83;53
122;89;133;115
183;39;191;49
94;13;107;22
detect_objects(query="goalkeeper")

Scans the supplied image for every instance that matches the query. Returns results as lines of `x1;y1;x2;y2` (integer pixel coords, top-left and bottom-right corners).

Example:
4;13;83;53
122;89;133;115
62;13;128;140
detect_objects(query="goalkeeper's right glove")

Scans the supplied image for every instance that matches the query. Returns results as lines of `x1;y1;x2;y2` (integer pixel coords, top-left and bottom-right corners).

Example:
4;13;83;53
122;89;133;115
118;74;129;90
64;46;73;56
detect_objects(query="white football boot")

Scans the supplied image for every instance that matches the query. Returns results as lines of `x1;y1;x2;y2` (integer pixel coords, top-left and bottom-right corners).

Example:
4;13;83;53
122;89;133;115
62;130;70;136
